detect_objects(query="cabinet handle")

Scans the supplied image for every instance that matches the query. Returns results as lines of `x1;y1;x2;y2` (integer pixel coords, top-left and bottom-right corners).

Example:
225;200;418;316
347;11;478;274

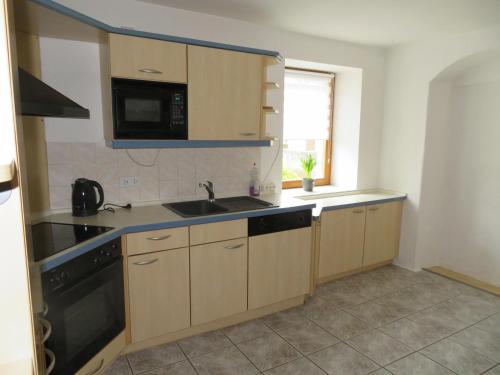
133;259;158;266
45;348;56;375
239;132;257;136
368;207;379;211
42;303;48;317
224;243;244;250
39;318;52;344
352;209;364;214
147;235;171;241
85;359;104;375
138;68;162;74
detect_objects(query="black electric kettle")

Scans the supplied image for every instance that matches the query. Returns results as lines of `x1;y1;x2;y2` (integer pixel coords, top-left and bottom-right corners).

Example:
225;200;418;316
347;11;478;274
72;178;104;217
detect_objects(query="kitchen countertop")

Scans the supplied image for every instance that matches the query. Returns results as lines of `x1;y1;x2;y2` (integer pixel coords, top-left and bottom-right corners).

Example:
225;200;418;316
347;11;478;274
37;189;406;272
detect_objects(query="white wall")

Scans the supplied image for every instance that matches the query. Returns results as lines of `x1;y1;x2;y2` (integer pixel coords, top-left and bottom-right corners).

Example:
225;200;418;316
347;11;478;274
44;0;387;192
378;25;500;271
417;58;500;286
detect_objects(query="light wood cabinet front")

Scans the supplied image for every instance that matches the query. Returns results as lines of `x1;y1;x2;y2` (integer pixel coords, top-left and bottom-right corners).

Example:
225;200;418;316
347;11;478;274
109;34;187;83
128;248;190;343
248;227;311;309
319;207;366;279
188;45;263;140
190;239;248;325
363;201;403;266
126;227;189;255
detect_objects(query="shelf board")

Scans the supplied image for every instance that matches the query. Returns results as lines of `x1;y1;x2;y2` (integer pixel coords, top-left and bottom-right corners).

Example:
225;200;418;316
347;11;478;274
262;106;279;114
107;139;273;149
265;82;280;89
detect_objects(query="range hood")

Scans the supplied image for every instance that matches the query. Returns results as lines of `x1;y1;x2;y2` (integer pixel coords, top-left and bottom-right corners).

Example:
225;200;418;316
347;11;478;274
18;68;90;119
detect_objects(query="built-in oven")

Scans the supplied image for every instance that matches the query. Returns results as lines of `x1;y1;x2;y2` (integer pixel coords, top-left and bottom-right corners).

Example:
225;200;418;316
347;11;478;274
112;78;187;140
42;237;124;375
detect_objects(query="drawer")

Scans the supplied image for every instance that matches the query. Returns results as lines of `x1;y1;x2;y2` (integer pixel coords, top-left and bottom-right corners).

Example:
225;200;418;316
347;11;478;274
190;219;247;245
109;34;187;83
126;227;188;255
74;331;125;375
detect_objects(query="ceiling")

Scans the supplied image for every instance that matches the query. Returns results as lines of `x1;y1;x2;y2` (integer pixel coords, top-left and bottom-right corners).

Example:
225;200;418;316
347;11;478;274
140;0;500;47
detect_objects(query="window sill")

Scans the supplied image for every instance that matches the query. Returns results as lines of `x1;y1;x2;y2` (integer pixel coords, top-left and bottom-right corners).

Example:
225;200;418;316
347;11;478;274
281;185;357;199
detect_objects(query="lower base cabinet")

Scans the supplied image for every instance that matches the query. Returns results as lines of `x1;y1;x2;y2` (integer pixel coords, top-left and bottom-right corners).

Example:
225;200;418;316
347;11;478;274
248;227;312;309
363;201;403;266
127;248;190;343
190;238;248;325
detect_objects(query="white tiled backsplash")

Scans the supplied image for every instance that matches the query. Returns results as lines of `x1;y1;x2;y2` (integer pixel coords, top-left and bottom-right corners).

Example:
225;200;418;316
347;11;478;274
47;142;260;210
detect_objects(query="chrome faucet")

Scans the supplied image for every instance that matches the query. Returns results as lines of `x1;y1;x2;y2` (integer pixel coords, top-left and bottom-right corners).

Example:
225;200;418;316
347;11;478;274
199;180;215;202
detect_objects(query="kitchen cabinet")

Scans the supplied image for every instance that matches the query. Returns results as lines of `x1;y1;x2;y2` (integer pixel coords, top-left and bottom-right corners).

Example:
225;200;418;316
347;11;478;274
363;201;403;266
126;227;189;255
127;248;190;343
190;238;248;325
319;206;366;278
248;227;311;309
109;33;187;83
190;219;247;245
187;45;263;140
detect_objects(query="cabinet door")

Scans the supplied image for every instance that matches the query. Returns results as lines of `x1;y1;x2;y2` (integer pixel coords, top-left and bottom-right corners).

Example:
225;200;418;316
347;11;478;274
319;207;366;279
363;201;403;266
248;227;311;309
109;34;187;83
188;45;263;140
128;248;190;342
190;239;248;325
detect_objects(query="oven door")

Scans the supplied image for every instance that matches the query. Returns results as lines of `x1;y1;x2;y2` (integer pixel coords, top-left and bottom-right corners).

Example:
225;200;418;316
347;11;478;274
44;257;125;375
112;78;187;140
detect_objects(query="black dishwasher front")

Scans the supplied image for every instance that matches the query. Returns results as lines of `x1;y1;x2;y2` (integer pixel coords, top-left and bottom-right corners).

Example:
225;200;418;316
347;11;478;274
248;209;312;236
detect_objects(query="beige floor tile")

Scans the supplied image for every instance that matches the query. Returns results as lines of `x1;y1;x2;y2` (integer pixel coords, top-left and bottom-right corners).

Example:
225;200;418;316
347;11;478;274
450;327;500;362
237;332;301;371
432;294;500;324
420;338;496;375
475;312;500;334
385;353;454;375
308;342;379;375
223;319;273;344
190;345;259;375
276;320;339;355
343;301;408;327
178;331;233;358
310;309;371;340
263;357;326;375
297;296;338;320
126;343;186;374
262;308;310;330
346;330;414;366
380;318;450;350
407;305;468;335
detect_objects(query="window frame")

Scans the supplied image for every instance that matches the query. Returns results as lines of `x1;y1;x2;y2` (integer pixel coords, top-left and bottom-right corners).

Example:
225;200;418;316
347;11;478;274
282;67;335;189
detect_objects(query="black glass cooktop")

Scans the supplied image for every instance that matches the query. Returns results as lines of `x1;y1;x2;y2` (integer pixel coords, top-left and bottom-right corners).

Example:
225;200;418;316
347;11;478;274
31;222;113;261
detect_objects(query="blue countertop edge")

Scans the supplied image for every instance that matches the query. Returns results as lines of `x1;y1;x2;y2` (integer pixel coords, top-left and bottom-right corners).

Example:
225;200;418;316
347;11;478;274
107;139;273;149
30;0;283;59
38;203;315;272
312;195;407;219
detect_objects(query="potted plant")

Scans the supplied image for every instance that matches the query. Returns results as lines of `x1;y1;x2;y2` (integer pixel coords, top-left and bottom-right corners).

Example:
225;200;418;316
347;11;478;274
300;154;316;192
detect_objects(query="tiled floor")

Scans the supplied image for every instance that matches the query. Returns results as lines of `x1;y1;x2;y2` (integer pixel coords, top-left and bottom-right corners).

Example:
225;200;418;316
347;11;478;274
105;265;500;375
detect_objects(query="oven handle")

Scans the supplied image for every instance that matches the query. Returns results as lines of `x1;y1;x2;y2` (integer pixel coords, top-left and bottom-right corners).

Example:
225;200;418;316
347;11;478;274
39;318;52;344
138;68;162;74
133;259;158;266
45;348;56;375
85;359;104;375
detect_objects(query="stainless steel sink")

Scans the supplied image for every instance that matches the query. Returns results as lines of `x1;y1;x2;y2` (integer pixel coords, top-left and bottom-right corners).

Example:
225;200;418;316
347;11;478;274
163;196;276;217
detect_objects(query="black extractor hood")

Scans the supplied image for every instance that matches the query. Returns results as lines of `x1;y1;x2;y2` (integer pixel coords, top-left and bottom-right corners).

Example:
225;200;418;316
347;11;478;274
18;68;90;119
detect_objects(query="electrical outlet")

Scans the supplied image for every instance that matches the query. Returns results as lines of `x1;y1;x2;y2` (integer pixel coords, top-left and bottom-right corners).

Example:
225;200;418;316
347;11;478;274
120;176;139;187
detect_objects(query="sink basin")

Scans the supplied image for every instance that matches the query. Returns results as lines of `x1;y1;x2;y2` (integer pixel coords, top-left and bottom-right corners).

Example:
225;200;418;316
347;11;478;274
163;196;276;217
164;200;229;217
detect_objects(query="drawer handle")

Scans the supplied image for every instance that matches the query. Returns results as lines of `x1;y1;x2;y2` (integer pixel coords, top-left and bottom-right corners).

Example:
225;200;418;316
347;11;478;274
45;348;56;375
39;318;52;344
239;132;257;136
42;302;48;317
147;234;171;241
224;243;244;250
352;209;364;214
133;259;158;266
85;359;104;375
138;68;162;74
368;207;379;211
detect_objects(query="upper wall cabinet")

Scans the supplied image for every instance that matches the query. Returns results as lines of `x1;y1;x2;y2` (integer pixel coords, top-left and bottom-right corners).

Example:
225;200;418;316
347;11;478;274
109;34;187;83
188;45;263;140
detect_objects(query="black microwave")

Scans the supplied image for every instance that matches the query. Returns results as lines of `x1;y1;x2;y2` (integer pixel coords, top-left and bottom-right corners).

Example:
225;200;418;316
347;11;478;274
112;78;187;139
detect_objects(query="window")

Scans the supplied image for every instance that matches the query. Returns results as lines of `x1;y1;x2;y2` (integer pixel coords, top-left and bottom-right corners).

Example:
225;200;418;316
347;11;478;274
282;68;334;189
